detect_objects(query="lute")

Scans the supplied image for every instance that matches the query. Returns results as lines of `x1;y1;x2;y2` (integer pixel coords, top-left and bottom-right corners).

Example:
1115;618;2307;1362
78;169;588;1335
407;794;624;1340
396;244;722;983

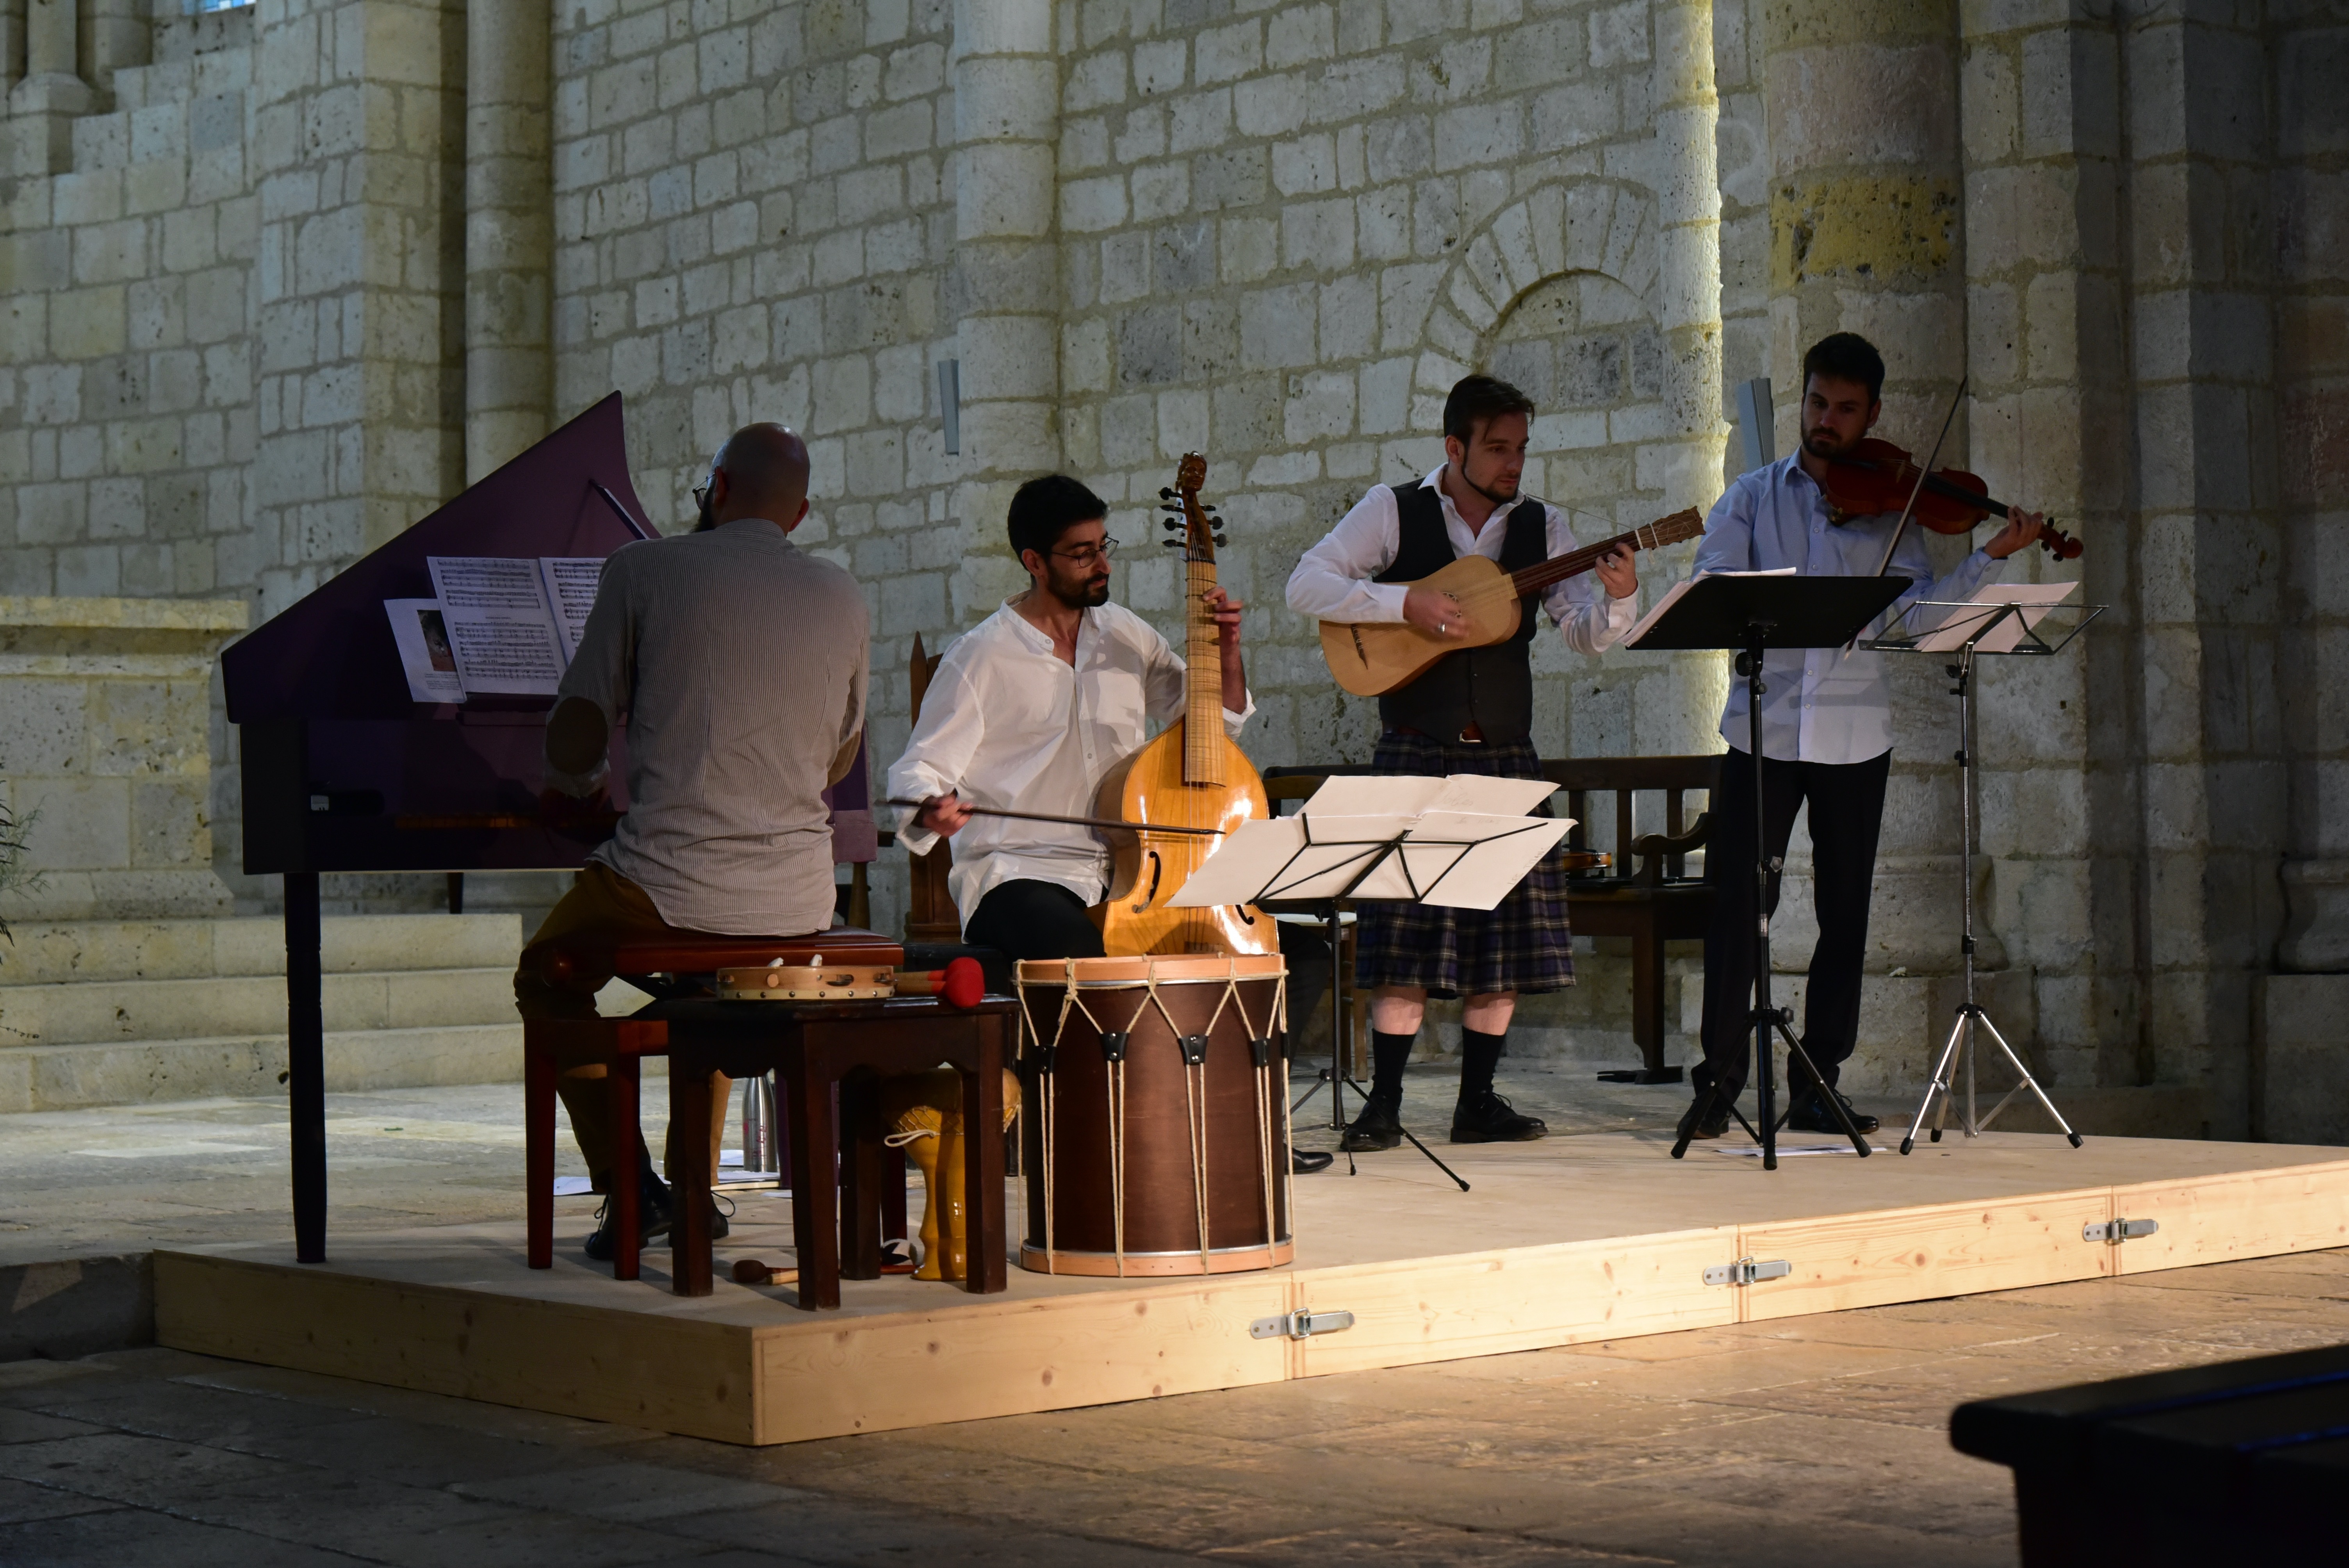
1318;506;1704;697
1089;453;1274;957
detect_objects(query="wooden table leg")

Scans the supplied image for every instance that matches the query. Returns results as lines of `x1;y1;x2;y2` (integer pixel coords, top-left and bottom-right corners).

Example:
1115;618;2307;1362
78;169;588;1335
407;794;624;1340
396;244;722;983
670;1050;714;1297
525;1031;555;1270
786;1048;840;1309
959;1016;1007;1295
839;1068;882;1280
1631;930;1665;1079
610;1055;642;1282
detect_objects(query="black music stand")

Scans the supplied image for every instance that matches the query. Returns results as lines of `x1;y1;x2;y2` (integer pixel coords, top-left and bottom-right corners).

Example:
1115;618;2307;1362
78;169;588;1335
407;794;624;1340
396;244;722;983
1628;573;1910;1170
1243;804;1569;1191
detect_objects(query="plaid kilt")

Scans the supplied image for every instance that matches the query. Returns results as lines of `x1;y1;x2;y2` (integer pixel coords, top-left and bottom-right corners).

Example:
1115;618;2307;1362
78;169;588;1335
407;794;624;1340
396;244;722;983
1354;733;1576;998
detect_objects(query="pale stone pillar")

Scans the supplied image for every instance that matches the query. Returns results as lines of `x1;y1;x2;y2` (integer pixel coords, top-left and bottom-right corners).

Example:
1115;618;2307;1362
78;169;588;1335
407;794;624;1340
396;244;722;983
1758;2;1971;1088
464;0;555;481
1652;0;1731;758
6;0;92;175
949;0;1060;620
1763;0;1964;441
249;0;467;616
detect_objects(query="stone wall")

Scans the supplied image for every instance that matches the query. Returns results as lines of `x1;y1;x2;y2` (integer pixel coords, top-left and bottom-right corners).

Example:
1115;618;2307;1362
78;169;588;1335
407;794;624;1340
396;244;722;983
0;0;2340;1135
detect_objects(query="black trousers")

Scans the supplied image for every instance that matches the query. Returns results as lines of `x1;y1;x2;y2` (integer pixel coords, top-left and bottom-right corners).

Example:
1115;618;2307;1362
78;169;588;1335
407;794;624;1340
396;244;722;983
962;879;1105;963
1696;747;1891;1099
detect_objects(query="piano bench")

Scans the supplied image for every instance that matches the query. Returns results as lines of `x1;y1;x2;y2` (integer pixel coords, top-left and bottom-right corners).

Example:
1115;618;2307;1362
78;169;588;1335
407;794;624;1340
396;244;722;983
524;1017;671;1280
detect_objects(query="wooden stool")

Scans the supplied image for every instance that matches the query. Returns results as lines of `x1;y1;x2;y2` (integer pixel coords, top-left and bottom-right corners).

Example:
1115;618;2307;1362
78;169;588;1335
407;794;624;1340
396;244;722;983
524;1016;670;1280
663;993;1017;1308
523;926;907;1283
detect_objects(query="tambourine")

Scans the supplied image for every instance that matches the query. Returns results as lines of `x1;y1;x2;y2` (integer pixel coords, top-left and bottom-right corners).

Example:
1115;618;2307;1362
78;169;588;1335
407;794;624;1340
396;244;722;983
712;955;987;1007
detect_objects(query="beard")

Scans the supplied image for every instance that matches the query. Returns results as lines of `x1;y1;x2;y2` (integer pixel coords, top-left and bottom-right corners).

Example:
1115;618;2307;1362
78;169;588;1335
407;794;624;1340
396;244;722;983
1047;572;1111;609
1461;464;1520;508
1802;425;1855;460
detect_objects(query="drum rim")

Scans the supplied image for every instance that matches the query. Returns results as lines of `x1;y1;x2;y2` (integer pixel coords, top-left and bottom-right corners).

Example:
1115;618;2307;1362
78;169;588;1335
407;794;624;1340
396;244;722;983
1019;1238;1292;1259
1014;955;1286;986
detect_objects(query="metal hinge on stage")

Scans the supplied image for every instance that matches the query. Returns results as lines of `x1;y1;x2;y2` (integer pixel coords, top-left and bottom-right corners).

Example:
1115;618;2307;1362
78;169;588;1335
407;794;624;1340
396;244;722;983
1251;1309;1356;1340
1703;1256;1792;1287
2083;1217;2160;1244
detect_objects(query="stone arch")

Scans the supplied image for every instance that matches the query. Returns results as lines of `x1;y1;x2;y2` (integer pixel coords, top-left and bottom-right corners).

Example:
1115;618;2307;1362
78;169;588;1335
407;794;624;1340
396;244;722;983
1408;182;1661;428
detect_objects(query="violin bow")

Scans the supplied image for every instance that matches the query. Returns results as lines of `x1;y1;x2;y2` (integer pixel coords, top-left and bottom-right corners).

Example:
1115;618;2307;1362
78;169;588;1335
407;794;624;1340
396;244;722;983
1872;375;1966;580
882;798;1226;837
1843;376;1968;659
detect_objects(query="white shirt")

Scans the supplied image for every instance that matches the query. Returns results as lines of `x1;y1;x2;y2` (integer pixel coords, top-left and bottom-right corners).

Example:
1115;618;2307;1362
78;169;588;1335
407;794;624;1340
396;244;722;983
887;599;1253;930
559;519;868;935
1691;453;2007;764
1283;467;1637;654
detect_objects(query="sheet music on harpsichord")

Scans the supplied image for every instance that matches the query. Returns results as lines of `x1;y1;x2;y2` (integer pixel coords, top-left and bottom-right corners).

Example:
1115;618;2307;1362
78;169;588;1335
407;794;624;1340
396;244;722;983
384;555;608;701
1171;774;1574;911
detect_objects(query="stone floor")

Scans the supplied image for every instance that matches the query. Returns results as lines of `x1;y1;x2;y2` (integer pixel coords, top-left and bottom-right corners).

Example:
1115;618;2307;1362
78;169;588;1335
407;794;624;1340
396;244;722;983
3;1062;2346;1565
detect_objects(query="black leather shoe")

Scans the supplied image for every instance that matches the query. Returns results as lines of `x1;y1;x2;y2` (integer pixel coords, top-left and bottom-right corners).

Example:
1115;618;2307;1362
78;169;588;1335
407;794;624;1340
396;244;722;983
1291;1148;1335;1174
1451;1090;1546;1142
1786;1087;1879;1135
1678;1098;1731;1140
583;1175;672;1262
1339;1090;1404;1152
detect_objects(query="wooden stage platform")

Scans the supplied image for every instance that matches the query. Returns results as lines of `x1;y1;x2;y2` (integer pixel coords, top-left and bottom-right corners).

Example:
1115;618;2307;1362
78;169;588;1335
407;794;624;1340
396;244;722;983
152;1131;2349;1446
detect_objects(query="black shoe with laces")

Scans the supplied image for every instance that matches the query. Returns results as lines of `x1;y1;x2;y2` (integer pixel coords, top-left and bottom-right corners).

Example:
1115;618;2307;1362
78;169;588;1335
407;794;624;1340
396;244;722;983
583;1172;673;1262
1786;1086;1879;1135
1339;1089;1404;1152
1678;1097;1731;1140
1451;1089;1547;1143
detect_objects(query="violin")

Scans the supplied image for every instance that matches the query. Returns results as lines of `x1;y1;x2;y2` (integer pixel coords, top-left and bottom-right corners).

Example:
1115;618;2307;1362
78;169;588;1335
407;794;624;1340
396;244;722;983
1818;438;2083;561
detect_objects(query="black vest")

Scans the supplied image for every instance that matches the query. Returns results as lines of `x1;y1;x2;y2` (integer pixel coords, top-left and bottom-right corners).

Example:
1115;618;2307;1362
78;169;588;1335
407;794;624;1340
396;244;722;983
1373;482;1548;743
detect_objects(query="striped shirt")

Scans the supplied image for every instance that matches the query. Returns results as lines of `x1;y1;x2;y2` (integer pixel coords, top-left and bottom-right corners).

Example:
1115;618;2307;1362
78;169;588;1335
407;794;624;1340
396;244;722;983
557;518;868;936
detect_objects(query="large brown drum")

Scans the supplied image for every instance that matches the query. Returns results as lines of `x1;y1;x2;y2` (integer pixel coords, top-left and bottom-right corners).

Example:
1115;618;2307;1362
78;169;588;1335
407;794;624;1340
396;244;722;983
1016;955;1292;1276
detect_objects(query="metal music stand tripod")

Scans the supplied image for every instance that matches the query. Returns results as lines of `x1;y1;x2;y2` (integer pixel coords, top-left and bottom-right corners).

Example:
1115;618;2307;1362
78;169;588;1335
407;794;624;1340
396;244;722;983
1631;573;1909;1169
1238;802;1572;1191
1864;594;2102;1154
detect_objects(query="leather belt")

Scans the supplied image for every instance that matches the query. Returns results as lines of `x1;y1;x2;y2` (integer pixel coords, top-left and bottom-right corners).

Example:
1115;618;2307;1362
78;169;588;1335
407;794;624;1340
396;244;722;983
1388;723;1486;745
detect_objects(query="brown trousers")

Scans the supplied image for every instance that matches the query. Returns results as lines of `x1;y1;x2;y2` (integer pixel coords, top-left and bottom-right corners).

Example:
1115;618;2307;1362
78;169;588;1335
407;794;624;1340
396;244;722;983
514;862;731;1194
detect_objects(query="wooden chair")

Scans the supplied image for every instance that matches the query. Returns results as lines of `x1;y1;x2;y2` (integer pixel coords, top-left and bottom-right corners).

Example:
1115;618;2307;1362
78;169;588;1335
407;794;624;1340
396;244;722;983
904;632;960;943
1541;755;1718;1083
1260;757;1719;1083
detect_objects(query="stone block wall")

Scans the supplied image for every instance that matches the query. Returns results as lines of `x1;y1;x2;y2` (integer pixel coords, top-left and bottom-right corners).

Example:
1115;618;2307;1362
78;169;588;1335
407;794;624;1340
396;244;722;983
0;595;247;920
0;1;2337;1131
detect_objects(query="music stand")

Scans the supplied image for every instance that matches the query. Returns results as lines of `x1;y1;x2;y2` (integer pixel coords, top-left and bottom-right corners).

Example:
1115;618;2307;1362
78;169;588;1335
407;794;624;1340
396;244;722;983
1181;782;1575;1191
1627;572;1910;1169
1864;592;2103;1154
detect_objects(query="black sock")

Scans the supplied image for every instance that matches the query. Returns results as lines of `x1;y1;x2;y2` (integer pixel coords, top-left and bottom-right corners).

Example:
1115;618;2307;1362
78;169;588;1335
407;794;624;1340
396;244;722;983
1459;1028;1506;1101
1370;1030;1415;1100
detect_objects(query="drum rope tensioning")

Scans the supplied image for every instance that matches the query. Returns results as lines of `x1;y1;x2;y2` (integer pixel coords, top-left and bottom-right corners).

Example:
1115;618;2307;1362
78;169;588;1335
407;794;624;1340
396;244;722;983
1015;955;1291;1278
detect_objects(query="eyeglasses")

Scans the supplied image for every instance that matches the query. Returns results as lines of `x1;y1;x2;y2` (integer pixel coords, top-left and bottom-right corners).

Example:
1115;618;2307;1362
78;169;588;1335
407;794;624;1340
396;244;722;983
1048;538;1121;567
692;481;713;509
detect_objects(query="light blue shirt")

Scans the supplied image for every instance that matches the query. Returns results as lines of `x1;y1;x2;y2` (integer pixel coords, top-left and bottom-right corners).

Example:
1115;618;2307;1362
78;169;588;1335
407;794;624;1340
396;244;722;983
1691;453;2006;764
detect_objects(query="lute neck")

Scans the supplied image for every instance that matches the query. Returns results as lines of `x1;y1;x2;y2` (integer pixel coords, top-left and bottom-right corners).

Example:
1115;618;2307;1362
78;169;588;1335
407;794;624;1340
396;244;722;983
1506;517;1668;596
1183;552;1225;785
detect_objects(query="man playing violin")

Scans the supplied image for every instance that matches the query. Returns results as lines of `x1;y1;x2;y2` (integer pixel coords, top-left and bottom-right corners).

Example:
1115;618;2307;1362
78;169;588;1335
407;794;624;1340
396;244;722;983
1285;374;1640;1151
1682;332;2046;1141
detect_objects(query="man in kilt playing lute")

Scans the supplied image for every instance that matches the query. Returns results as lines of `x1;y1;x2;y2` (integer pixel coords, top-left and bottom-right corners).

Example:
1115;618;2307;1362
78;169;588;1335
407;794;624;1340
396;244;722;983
1285;375;1640;1149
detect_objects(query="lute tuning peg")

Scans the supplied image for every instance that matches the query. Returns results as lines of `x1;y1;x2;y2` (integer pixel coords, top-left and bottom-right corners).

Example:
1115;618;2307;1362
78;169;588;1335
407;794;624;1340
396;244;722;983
1158;487;1176;500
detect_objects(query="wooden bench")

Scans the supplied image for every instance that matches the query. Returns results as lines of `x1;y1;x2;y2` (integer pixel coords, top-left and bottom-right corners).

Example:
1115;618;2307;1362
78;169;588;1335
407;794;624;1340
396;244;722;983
1261;756;1718;1083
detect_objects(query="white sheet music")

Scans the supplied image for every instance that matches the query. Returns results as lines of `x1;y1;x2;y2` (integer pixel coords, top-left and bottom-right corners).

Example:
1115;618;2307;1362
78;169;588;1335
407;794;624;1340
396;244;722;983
1903;583;2078;653
1171;796;1577;912
417;555;609;697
